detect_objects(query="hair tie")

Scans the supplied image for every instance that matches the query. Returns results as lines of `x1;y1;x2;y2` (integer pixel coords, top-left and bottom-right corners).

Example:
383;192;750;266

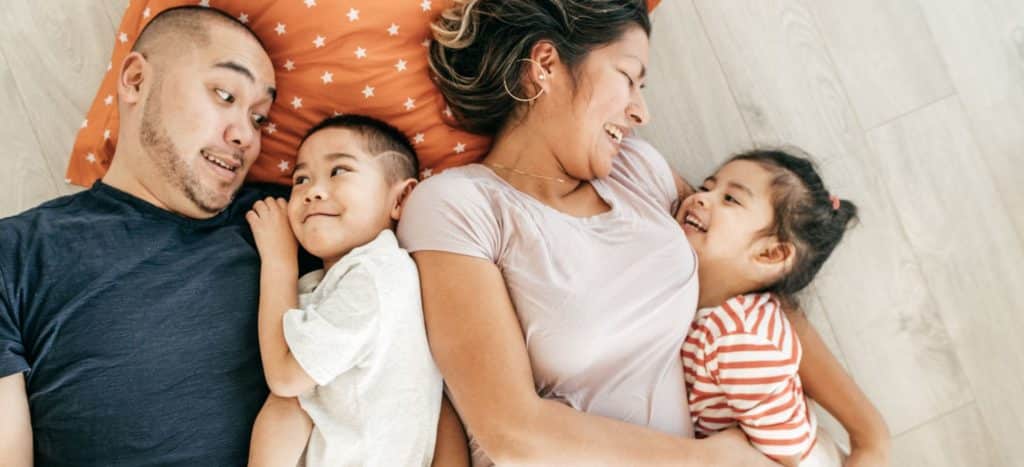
829;195;841;211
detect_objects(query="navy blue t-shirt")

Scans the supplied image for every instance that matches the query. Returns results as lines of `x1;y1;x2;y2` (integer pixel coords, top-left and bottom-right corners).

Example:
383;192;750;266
0;182;297;466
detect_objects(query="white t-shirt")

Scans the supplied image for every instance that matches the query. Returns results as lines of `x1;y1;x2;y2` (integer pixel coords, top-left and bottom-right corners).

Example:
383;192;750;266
398;137;698;466
283;229;442;467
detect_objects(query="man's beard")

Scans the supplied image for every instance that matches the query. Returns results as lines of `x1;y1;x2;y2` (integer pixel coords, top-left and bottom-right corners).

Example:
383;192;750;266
139;78;233;215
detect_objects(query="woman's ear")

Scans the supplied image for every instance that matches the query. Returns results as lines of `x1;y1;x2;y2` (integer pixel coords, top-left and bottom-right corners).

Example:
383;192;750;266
389;178;419;222
118;52;149;106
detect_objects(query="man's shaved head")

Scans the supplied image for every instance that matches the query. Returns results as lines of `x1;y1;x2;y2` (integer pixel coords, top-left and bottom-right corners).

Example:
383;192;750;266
132;6;264;63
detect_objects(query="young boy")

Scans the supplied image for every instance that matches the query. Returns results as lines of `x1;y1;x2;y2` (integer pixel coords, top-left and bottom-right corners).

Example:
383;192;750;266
245;115;445;466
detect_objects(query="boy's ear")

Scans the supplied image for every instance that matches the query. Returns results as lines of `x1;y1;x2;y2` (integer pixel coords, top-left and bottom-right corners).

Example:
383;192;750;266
389;178;418;222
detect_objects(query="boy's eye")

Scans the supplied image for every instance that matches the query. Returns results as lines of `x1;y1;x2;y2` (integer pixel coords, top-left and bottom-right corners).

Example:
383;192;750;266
293;175;309;185
214;88;234;103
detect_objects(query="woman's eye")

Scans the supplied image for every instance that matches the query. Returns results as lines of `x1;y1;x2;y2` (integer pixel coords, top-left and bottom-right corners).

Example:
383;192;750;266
215;88;235;103
622;72;635;87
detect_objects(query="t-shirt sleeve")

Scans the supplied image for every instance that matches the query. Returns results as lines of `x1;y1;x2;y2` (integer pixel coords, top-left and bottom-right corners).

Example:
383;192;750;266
0;264;29;378
397;174;501;262
282;262;381;386
614;136;679;212
706;305;815;460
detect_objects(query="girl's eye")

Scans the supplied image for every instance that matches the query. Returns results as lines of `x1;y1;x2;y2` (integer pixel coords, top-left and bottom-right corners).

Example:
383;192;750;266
215;88;235;103
293;176;309;185
698;186;710;192
724;194;741;205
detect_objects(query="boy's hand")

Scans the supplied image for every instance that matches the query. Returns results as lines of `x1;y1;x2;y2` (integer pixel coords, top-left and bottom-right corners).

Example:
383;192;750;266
246;197;298;268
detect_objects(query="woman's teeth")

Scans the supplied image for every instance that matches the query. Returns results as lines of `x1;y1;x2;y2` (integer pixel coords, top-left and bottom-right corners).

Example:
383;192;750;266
604;124;623;143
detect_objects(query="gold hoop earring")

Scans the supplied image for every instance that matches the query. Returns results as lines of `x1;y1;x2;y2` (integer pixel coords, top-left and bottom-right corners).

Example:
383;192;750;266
503;58;549;103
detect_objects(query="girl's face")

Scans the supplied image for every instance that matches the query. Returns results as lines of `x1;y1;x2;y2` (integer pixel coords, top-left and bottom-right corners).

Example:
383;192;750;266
676;160;785;283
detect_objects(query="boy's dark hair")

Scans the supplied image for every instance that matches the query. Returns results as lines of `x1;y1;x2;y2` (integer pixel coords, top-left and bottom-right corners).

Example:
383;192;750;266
729;148;859;305
300;114;420;183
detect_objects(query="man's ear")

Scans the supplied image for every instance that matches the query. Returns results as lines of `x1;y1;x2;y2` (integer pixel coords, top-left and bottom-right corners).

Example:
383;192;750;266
389;178;418;222
117;51;149;106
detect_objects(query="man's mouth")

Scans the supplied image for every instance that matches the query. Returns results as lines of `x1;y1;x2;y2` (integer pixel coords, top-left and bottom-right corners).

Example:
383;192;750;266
604;123;624;144
201;149;241;173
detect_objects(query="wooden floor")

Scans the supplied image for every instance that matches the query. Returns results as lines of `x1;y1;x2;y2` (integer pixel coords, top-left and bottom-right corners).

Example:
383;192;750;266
1;1;1021;465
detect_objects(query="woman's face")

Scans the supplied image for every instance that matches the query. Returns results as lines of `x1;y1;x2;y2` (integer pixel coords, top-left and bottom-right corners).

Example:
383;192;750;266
539;26;651;180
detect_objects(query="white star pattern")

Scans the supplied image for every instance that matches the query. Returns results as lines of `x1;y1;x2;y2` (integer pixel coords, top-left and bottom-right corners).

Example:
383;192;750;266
238;13;249;24
395;59;407;72
421;39;431;48
142;7;151;18
291;97;303;109
304;0;316;7
118;32;128;44
103;129;111;140
277;160;290;172
198;0;210;7
265;122;277;135
443;106;453;118
420;0;433;12
403;97;416;111
283;59;295;71
333;110;343;116
421;168;433;178
313;35;326;48
347;8;360;22
354;47;367;59
387;23;400;36
321;71;333;84
107;62;112;71
103;94;113;106
86;153;97;164
413;133;425;145
275;22;287;35
361;85;375;98
81;119;88;129
454;142;466;154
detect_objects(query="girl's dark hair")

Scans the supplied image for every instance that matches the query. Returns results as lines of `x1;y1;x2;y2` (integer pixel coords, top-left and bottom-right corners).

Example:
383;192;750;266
429;0;651;136
730;148;859;304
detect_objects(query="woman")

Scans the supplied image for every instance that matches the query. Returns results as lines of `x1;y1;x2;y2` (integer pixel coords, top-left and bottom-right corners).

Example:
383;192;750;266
398;1;888;465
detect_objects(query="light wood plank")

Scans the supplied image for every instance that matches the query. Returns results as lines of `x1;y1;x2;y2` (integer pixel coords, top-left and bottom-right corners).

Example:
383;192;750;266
890;403;1004;467
0;50;59;218
806;0;954;129
867;95;1024;461
917;0;1024;245
0;2;118;195
693;0;974;435
638;0;752;180
104;0;131;31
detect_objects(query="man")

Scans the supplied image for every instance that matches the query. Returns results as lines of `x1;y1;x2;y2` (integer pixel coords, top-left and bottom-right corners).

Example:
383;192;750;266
0;7;280;465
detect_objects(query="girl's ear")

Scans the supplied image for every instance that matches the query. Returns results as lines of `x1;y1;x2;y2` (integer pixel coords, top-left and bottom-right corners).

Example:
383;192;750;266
752;237;796;281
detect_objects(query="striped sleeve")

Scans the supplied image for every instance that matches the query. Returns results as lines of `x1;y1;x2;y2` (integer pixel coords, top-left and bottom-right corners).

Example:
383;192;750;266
703;295;816;460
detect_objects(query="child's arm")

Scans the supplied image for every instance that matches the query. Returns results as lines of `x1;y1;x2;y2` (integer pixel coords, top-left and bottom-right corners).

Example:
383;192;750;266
246;198;317;397
431;395;470;467
787;310;891;466
248;395;313;467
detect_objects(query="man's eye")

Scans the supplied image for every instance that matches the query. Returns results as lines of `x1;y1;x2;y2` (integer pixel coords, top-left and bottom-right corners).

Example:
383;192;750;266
251;114;268;128
215;88;235;103
331;167;349;176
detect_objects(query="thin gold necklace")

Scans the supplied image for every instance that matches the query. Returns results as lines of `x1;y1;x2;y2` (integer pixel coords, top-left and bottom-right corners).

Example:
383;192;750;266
484;162;568;184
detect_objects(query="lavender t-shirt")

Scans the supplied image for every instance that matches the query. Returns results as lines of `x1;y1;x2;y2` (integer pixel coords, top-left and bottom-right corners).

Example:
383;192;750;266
398;137;698;465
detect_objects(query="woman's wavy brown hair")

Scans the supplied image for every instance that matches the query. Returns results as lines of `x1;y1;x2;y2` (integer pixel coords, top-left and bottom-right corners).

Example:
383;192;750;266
428;0;651;136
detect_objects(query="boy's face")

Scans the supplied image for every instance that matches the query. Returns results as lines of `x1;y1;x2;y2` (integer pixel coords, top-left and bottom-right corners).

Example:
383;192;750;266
676;160;779;281
288;128;397;263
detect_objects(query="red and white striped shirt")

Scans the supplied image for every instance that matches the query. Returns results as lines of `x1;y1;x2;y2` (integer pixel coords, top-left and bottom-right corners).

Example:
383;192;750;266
682;293;817;461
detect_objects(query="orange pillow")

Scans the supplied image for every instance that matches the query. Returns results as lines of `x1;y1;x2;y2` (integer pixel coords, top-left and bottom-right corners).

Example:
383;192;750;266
68;0;660;186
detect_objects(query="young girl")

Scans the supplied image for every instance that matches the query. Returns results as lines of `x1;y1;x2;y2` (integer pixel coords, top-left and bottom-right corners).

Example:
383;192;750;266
677;149;876;467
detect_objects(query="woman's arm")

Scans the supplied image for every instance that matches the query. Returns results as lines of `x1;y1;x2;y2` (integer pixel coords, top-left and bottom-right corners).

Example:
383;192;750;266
248;395;313;467
431;395;470;467
788;311;891;466
414;250;777;467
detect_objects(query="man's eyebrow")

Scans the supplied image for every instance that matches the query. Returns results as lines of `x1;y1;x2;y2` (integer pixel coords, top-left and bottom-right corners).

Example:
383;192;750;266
214;61;276;101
